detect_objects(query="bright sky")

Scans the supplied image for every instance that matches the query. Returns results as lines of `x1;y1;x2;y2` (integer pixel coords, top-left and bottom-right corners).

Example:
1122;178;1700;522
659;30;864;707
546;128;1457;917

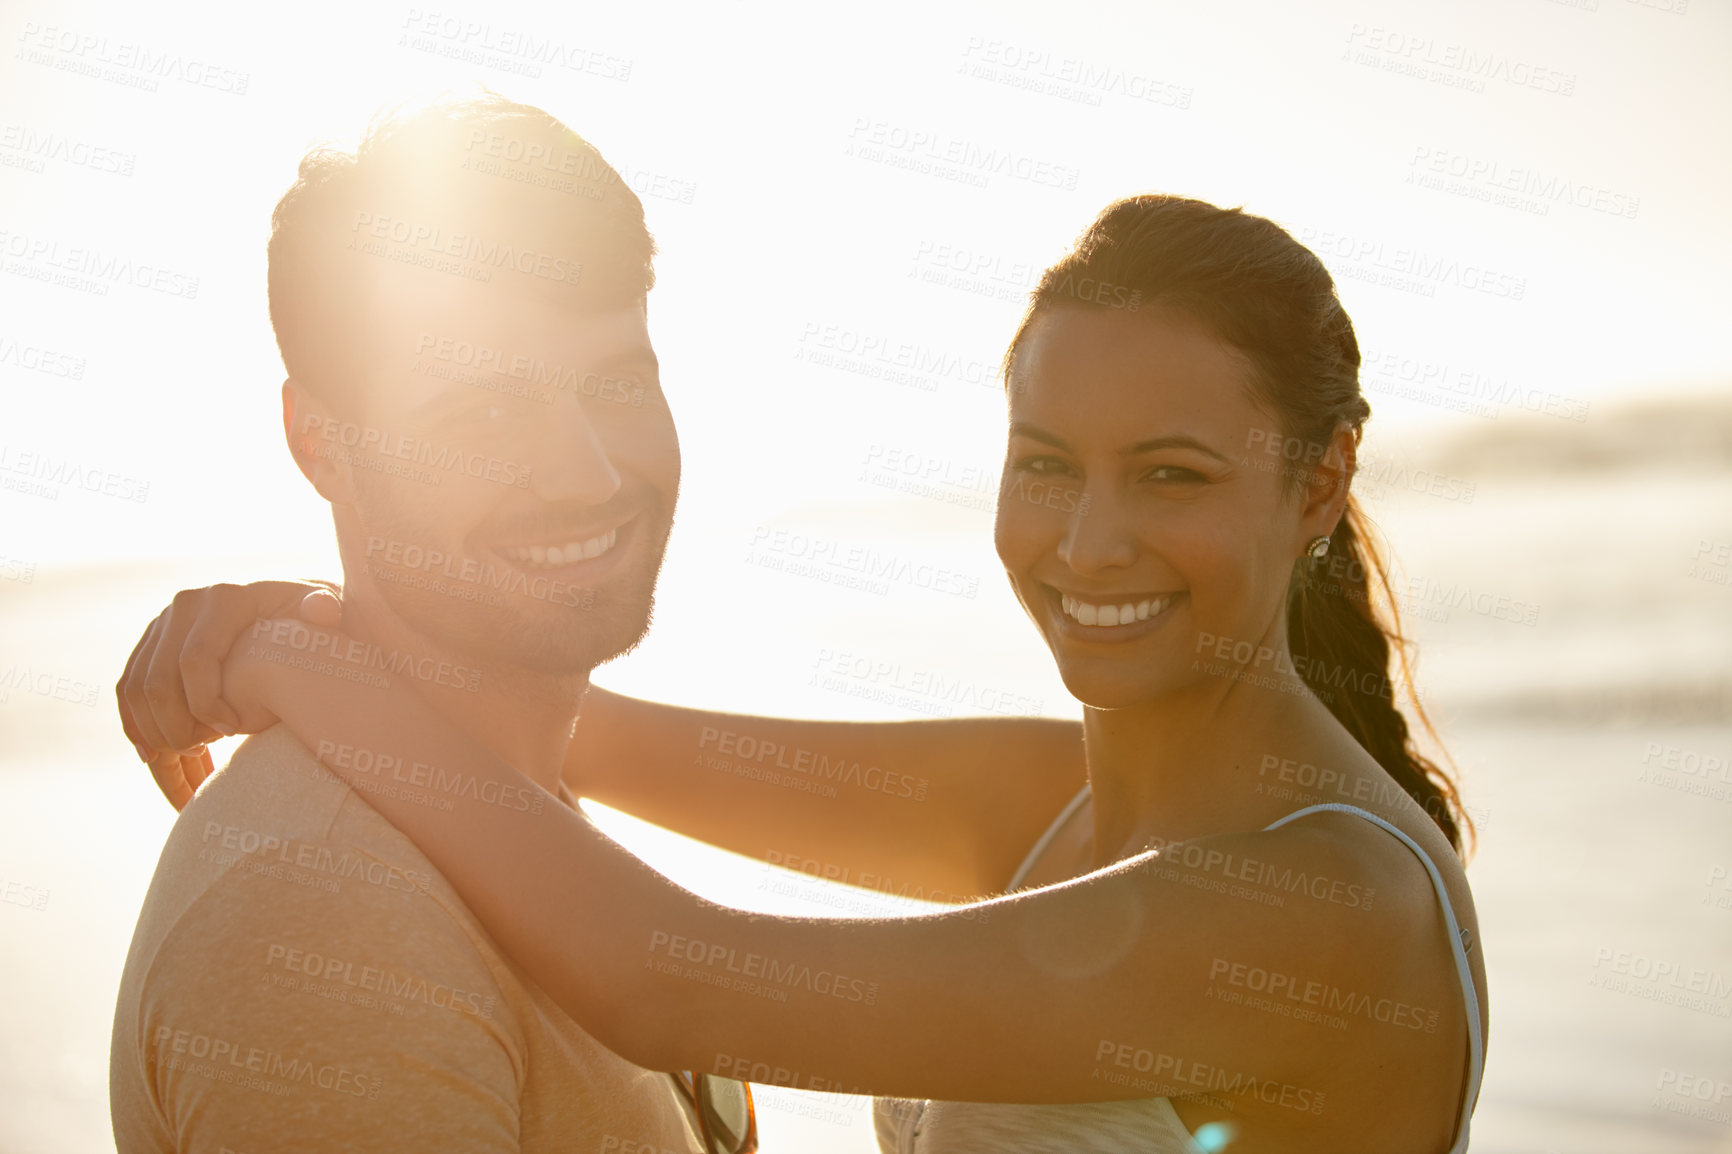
3;0;1727;645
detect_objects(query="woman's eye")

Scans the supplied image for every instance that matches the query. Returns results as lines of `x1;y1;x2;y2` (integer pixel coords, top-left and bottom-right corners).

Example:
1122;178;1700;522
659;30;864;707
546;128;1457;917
1017;456;1073;476
1145;465;1203;483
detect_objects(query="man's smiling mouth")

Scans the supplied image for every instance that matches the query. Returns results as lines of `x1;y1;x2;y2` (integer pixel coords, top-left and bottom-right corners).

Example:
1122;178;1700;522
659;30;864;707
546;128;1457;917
489;514;639;572
496;527;618;569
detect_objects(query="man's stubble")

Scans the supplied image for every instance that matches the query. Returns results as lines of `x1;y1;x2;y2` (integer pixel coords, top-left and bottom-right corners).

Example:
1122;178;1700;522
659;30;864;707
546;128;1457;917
348;471;677;678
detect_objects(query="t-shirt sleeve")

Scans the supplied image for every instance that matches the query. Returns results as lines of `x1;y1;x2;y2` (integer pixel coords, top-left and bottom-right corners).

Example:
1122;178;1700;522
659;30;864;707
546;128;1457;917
131;852;525;1154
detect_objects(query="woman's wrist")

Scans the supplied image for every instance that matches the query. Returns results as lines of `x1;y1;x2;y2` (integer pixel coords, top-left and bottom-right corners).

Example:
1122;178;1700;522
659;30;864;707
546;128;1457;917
218;618;289;732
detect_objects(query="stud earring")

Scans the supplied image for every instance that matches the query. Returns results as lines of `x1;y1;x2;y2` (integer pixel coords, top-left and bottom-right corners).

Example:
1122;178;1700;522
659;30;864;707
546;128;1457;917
1306;535;1331;560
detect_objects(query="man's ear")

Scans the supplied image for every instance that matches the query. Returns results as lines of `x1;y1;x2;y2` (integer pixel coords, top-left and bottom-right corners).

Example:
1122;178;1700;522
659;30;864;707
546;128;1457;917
1299;421;1357;545
282;378;359;505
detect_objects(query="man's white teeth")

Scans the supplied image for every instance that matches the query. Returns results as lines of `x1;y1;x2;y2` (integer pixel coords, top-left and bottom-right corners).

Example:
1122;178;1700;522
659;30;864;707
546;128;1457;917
1060;593;1172;627
501;528;618;567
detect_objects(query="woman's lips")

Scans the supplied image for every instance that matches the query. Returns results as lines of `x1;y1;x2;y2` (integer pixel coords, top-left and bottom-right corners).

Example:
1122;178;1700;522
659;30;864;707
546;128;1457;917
1047;585;1184;641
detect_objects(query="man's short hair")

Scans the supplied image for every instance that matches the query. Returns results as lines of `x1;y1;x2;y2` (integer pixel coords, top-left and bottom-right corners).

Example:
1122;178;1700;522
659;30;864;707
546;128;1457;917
266;91;657;409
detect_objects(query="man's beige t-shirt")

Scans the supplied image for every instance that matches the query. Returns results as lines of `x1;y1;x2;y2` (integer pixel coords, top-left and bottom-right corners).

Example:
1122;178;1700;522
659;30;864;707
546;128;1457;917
110;725;705;1154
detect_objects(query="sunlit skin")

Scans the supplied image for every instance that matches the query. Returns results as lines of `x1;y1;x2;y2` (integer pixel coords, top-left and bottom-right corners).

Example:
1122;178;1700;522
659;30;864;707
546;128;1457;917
995;305;1379;865
998;303;1331;709
284;268;679;791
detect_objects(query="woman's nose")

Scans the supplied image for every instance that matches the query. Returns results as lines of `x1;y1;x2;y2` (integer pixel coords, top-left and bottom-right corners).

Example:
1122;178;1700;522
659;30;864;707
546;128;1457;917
1058;489;1136;574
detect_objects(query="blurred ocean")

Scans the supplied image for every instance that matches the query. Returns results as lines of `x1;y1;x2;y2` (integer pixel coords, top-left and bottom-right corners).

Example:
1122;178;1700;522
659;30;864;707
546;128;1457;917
4;396;1732;1154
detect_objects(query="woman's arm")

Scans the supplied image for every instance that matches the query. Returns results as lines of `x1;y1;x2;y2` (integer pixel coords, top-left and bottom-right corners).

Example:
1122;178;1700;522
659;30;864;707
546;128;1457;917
117;579;340;807
119;580;1086;895
568;689;1085;898
231;621;1466;1141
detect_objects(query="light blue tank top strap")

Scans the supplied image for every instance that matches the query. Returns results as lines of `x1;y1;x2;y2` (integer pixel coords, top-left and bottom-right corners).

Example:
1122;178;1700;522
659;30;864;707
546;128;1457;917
1262;802;1483;1154
1006;785;1091;892
1004;788;1483;1154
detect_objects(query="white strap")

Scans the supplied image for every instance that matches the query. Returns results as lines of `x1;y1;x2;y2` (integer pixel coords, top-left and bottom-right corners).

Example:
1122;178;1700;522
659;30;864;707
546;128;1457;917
1006;785;1091;892
1262;803;1483;1153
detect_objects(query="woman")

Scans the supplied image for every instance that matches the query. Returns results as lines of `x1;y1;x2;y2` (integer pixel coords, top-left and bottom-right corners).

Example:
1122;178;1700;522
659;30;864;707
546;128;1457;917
119;195;1486;1153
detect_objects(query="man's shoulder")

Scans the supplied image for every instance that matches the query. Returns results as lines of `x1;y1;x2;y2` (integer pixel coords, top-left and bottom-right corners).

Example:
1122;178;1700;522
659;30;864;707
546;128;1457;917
193;723;350;839
185;724;438;887
112;731;530;1136
124;726;488;992
111;754;531;1153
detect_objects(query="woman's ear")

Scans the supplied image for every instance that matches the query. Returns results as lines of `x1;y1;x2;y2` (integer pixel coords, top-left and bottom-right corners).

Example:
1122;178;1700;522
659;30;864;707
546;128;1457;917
1299;421;1357;544
281;378;360;505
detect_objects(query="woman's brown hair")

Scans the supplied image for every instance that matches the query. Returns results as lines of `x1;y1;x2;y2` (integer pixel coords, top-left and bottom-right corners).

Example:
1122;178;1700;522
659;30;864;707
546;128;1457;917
1004;194;1473;857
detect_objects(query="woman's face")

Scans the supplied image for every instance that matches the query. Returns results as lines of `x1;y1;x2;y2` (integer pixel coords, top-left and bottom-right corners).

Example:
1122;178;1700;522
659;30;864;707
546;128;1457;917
994;304;1322;710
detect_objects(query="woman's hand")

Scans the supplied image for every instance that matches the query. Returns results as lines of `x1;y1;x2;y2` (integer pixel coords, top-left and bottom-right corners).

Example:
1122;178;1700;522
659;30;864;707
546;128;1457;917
116;579;342;809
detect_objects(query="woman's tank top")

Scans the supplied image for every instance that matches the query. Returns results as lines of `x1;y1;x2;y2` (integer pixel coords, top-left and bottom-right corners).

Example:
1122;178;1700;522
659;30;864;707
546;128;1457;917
872;788;1484;1154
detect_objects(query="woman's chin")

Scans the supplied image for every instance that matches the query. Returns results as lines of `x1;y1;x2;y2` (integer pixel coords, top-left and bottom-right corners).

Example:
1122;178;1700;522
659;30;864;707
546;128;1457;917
1053;665;1177;712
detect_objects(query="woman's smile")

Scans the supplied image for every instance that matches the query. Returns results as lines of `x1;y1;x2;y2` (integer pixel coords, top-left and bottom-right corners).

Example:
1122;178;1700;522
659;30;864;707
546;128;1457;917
1046;585;1187;642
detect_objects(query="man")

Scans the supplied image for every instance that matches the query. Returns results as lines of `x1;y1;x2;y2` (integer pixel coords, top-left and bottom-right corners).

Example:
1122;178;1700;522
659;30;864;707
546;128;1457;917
109;93;718;1153
113;90;1094;1154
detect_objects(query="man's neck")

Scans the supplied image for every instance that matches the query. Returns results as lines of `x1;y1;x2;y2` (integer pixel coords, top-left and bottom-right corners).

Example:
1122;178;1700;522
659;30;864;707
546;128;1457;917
338;585;589;796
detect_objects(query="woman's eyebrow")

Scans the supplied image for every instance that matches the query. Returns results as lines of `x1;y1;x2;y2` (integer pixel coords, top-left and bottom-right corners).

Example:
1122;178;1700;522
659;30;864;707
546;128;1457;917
1122;434;1228;463
1010;422;1227;463
1007;421;1070;451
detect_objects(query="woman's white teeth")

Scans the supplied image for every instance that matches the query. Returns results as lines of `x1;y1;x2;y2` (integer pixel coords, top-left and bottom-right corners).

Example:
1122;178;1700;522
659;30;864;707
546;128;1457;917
1060;593;1171;627
502;528;618;567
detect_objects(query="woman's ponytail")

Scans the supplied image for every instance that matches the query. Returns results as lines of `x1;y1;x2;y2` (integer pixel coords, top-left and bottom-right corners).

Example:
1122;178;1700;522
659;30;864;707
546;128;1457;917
1289;499;1471;855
